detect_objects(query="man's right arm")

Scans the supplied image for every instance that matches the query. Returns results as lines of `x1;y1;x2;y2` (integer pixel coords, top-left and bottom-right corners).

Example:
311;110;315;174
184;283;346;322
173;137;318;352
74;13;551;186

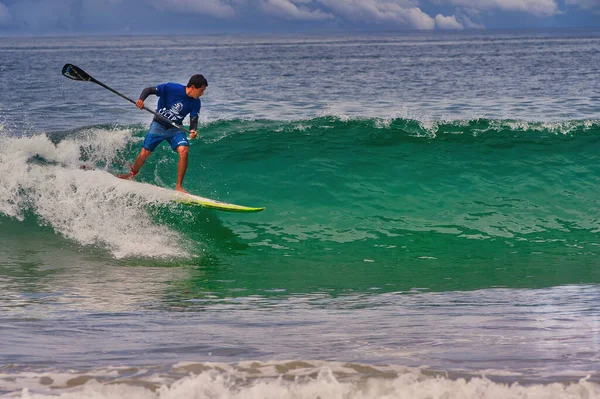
136;87;158;109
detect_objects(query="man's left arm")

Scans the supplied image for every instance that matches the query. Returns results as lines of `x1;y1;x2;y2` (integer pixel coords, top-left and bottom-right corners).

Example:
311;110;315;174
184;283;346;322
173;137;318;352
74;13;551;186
189;115;198;139
189;101;200;139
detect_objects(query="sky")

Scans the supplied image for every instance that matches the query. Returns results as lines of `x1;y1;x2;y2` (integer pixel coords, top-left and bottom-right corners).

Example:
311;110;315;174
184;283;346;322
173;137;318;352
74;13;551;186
0;0;598;35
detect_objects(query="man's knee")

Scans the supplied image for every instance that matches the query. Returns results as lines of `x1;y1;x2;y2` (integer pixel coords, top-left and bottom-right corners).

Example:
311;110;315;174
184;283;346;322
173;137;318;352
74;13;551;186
177;146;189;156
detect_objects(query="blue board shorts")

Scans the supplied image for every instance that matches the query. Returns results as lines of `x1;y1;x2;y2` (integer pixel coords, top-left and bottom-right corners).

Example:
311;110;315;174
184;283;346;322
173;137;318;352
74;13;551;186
142;121;189;152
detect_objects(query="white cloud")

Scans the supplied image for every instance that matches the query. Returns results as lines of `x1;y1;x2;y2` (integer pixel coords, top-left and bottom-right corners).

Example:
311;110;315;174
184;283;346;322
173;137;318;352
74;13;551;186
1;0;578;33
0;2;10;24
434;13;463;29
438;0;561;17
153;0;237;18
459;13;485;28
259;0;334;20
316;0;436;29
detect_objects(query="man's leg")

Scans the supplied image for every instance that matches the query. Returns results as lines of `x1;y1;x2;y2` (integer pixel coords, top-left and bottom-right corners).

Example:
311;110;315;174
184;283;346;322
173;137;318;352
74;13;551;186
131;148;152;174
117;148;152;179
175;145;189;193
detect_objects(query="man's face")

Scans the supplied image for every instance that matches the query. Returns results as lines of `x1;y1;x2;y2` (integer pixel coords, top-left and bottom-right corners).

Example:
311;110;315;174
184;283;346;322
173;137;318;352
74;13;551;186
189;85;206;99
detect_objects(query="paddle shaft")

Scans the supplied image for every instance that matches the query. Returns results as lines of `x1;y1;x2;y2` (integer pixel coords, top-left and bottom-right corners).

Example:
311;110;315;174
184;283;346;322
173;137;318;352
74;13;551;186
89;77;191;135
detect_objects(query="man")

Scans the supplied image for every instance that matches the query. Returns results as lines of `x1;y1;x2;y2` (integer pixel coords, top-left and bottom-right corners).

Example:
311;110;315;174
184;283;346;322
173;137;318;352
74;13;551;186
118;74;208;193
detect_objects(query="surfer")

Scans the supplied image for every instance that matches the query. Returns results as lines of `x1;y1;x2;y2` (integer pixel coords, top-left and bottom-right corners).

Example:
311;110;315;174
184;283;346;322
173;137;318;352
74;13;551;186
118;74;208;193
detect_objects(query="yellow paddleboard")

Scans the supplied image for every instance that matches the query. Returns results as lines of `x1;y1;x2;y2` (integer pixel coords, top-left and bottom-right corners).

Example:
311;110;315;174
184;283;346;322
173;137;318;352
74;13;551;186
112;171;265;213
173;191;265;213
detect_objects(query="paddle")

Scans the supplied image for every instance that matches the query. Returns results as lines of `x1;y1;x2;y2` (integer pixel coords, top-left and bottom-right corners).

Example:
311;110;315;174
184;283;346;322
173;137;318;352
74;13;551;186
61;63;191;136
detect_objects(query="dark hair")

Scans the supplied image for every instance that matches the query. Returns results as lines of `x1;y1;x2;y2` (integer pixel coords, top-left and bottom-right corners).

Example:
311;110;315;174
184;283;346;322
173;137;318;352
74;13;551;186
187;74;208;88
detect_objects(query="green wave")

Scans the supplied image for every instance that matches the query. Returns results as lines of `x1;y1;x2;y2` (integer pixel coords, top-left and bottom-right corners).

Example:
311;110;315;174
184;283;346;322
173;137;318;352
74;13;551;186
110;116;599;241
25;117;600;292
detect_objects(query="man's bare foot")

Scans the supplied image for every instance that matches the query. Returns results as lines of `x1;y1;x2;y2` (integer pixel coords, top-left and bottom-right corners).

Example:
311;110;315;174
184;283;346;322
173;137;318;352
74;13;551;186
117;165;138;180
176;185;188;194
116;173;135;180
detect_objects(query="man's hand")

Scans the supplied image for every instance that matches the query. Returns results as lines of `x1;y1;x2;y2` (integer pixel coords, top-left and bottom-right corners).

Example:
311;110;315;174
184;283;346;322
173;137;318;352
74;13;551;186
189;130;198;139
136;99;144;109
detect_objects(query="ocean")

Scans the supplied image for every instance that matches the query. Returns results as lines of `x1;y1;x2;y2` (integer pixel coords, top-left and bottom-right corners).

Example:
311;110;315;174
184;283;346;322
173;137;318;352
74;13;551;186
0;29;599;398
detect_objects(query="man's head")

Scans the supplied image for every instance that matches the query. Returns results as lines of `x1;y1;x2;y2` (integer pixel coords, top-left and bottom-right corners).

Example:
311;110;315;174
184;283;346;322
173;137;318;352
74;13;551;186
186;74;208;99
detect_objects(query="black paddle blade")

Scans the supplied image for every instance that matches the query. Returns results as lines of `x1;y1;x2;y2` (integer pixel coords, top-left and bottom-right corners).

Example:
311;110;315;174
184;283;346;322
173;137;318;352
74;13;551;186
62;64;93;82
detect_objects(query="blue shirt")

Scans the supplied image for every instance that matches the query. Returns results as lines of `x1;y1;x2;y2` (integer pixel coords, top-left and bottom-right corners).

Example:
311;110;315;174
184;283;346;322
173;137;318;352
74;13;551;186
155;83;201;126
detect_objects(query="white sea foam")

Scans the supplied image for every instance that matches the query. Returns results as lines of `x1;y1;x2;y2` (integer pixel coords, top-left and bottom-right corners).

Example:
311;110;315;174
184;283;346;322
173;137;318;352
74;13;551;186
3;361;599;399
0;128;189;259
